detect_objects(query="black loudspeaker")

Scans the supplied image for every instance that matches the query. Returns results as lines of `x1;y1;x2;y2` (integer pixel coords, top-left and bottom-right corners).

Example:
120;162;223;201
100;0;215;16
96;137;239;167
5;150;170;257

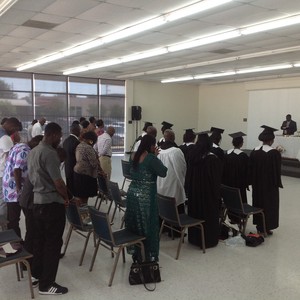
131;106;142;120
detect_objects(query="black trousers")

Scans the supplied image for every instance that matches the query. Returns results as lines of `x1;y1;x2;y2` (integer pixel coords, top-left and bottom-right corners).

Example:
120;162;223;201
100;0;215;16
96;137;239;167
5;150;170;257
22;207;34;267
32;203;66;290
7;202;22;238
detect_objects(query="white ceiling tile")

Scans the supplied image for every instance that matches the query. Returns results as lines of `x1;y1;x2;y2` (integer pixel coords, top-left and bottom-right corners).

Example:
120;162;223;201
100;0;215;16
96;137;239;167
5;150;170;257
9;27;48;39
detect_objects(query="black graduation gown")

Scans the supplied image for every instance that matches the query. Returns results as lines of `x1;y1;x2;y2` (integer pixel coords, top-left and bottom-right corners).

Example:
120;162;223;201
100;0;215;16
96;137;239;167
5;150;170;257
187;151;222;248
179;143;195;196
210;145;225;161
223;150;249;203
249;146;283;231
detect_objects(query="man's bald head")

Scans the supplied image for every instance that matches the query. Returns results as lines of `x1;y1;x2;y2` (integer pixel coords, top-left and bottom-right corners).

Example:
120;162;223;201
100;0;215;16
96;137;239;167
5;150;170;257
164;129;175;142
146;126;157;138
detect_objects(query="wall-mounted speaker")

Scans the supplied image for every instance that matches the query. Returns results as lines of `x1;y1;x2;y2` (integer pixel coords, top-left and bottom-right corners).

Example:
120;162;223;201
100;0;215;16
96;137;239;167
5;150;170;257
131;106;142;120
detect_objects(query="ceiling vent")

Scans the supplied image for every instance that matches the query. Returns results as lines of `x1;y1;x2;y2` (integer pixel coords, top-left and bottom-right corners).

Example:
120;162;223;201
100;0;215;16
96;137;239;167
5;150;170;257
22;20;58;30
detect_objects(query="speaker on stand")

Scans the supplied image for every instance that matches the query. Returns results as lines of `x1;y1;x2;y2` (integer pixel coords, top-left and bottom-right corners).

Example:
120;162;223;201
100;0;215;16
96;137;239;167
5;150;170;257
131;106;142;140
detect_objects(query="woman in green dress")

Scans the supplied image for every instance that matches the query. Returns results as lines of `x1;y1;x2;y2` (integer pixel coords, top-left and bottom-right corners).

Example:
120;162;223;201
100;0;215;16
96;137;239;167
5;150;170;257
125;134;167;262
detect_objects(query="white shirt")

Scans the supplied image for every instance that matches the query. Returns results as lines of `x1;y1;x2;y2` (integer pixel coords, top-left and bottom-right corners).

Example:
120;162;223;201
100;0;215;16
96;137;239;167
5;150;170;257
95;132;112;157
133;132;147;152
157;147;186;205
0;134;13;177
31;122;43;137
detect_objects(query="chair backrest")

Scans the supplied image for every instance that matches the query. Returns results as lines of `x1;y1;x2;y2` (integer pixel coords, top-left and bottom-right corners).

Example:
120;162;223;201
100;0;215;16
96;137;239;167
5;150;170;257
88;206;114;246
97;175;109;196
121;160;132;180
66;199;84;230
220;185;244;212
108;181;123;205
157;194;180;225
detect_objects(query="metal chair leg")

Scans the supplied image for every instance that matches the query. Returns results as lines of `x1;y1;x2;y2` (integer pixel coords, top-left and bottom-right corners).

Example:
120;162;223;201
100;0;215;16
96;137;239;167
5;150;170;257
175;229;185;260
62;224;73;255
79;231;92;266
89;239;101;272
23;259;35;299
108;247;122;287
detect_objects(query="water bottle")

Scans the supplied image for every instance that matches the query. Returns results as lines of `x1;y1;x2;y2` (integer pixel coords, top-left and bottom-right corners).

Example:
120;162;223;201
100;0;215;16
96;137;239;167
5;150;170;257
226;230;245;247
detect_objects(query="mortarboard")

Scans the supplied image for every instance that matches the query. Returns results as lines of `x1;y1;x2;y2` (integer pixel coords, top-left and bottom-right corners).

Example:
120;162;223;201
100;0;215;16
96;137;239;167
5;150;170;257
161;121;173;129
210;127;224;134
260;125;278;132
144;121;153;127
184;128;195;134
229;131;246;139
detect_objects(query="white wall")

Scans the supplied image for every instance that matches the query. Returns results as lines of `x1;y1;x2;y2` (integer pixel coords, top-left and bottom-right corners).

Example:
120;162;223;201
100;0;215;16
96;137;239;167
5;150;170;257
125;80;199;151
126;76;300;152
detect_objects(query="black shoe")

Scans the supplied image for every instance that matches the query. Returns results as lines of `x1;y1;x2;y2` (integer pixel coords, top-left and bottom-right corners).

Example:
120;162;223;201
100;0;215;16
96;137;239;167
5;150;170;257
39;283;68;295
59;253;65;259
31;277;39;288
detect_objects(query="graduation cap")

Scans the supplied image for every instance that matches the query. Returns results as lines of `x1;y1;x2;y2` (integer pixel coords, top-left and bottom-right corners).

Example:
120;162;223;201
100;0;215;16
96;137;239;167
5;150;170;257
259;125;277;142
260;125;278;132
210;127;224;134
142;121;153;131
184;128;195;134
229;131;246;139
161;121;173;129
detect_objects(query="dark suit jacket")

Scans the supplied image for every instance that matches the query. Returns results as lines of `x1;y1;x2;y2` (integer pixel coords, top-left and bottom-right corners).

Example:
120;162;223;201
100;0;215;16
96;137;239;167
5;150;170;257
281;120;297;135
63;134;80;193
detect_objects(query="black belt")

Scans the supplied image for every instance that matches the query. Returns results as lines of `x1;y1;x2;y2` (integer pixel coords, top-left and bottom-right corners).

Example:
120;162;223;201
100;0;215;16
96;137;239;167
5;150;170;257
102;155;111;158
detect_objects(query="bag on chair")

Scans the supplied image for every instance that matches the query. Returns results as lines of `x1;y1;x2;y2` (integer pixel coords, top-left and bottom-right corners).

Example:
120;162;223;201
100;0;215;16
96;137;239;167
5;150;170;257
129;261;161;291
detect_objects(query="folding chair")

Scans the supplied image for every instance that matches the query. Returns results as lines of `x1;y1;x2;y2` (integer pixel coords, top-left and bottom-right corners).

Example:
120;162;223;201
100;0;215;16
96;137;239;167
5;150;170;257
120;160;132;193
88;207;145;287
220;184;267;237
157;194;206;260
108;181;127;227
0;229;34;298
94;175;113;212
62;199;94;265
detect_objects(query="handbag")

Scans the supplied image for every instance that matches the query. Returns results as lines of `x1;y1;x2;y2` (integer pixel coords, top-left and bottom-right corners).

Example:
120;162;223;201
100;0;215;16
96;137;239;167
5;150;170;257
129;261;161;291
242;233;264;247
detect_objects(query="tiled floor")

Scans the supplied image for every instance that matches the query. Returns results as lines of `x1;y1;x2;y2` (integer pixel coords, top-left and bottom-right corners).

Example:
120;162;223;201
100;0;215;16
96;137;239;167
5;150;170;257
1;155;300;300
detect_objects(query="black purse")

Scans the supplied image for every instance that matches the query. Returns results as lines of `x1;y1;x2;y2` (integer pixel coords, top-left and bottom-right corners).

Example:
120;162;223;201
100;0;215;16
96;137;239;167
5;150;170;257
129;261;161;291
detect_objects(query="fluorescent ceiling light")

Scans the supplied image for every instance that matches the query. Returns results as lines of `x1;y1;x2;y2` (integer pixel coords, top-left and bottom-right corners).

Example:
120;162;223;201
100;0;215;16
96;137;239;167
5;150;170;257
161;63;295;83
165;0;232;21
194;71;235;79
237;64;292;74
122;48;168;63
241;14;300;35
168;30;240;52
16;0;231;71
0;0;18;17
161;76;194;83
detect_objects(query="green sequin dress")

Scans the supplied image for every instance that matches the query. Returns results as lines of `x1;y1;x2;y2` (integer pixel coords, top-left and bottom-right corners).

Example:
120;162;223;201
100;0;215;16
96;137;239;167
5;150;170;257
125;153;167;262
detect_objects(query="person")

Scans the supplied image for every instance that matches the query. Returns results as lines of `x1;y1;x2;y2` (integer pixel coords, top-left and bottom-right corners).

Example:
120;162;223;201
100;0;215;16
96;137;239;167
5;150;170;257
179;129;196;196
28;122;69;295
0;117;21;218
157;129;186;213
249;125;283;235
79;120;90;139
31;117;46;137
133;121;153;152
95;119;104;136
19;147;65;270
157;121;173;147
125;134;167;262
223;131;249;204
73;131;104;205
281;114;297;135
95;126;115;180
62;123;80;196
87;116;96;132
146;126;157;138
187;131;222;248
27;119;38;141
2;135;43;237
209;127;225;160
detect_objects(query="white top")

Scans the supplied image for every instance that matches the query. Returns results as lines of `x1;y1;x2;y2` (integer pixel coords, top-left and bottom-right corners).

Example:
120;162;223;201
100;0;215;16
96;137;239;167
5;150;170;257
95;132;112;157
157;147;186;206
31;122;43;137
133;132;147;152
0;134;13;177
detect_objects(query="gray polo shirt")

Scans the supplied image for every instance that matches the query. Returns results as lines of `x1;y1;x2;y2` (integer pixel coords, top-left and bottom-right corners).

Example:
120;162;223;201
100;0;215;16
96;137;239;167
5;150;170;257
28;141;64;204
